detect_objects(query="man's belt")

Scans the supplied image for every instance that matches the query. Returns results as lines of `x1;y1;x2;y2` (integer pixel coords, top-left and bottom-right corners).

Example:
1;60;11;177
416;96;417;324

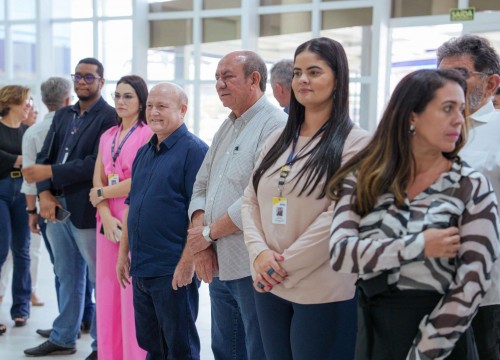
10;170;22;179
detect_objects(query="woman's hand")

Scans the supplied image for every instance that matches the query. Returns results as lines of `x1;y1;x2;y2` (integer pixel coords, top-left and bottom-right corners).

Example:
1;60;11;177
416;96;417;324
101;215;122;243
253;249;287;292
89;187;104;207
423;227;460;258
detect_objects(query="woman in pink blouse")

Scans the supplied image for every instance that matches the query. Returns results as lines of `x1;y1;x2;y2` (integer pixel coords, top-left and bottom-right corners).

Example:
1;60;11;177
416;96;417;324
242;37;370;359
90;75;152;360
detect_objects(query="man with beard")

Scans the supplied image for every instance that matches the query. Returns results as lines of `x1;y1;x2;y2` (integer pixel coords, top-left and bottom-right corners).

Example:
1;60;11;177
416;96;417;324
22;58;115;359
438;34;500;360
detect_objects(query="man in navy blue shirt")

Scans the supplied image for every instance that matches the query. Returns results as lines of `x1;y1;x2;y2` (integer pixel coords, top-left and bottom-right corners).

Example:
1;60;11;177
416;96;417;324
116;83;208;359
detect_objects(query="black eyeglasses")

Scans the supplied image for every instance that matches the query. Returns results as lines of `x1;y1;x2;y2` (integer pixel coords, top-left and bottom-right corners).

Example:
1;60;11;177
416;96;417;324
71;74;101;84
453;67;490;79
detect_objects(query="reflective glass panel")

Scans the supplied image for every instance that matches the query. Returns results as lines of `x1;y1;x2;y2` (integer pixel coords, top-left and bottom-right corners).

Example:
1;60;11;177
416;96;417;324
97;0;132;16
98;20;133;80
203;0;240;10
0;0;5;21
150;0;193;12
148;45;194;81
8;0;35;20
52;0;93;19
260;0;310;4
12;25;36;80
260;12;310;37
52;22;93;77
203;17;240;42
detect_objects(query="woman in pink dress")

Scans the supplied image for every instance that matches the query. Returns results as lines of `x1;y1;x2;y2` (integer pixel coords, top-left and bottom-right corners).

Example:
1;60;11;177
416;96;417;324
90;75;152;360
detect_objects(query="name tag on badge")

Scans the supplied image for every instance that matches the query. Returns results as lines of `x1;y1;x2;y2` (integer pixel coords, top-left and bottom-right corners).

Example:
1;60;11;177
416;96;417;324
108;173;119;186
272;197;287;224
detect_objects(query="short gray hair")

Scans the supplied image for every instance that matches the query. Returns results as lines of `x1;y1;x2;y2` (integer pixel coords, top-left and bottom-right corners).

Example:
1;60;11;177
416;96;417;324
270;59;294;90
437;34;500;75
41;77;72;111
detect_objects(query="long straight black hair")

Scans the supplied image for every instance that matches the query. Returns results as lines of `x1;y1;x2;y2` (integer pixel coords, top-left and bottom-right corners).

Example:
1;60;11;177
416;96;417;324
252;37;353;198
115;75;148;126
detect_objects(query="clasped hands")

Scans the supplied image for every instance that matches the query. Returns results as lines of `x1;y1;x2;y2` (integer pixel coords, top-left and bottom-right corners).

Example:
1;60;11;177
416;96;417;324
253;250;287;293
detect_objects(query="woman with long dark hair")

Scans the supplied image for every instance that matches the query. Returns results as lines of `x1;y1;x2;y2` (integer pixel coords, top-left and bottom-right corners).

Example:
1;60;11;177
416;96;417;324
89;75;151;359
328;69;499;359
242;37;370;359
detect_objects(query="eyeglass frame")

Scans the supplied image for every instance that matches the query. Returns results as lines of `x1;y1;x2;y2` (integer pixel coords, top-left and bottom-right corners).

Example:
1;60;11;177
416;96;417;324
71;73;102;84
452;67;492;79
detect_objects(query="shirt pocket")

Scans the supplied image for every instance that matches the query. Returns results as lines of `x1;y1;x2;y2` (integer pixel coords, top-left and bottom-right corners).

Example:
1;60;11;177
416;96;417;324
225;149;256;185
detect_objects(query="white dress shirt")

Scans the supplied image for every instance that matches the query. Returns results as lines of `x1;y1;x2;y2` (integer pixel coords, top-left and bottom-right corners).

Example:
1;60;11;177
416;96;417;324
460;100;500;307
21;112;55;196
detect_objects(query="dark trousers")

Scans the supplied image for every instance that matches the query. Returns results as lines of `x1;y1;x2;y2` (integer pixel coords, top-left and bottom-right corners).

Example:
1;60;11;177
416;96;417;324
356;288;478;360
472;304;500;360
132;275;200;360
254;291;357;360
0;177;31;319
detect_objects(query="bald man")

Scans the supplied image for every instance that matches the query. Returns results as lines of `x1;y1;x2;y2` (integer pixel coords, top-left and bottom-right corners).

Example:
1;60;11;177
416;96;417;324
116;83;208;359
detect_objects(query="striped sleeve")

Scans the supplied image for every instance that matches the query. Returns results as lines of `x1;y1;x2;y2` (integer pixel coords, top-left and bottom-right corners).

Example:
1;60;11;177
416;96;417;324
329;177;426;275
408;174;500;360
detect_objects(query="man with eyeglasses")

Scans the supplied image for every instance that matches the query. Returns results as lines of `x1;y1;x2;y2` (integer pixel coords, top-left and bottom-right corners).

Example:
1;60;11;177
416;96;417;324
23;58;115;359
438;34;500;360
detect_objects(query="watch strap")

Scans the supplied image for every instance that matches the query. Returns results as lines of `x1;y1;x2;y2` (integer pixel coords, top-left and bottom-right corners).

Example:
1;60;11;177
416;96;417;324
26;208;37;215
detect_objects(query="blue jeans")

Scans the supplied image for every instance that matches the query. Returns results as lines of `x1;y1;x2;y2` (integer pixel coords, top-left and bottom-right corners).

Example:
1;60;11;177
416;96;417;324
46;197;97;350
132;275;200;359
254;291;357;360
209;276;266;360
0;176;31;319
41;218;94;320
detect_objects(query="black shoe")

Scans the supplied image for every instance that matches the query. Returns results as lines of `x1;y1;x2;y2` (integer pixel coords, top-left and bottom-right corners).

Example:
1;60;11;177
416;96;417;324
0;323;6;335
85;350;97;360
24;340;76;356
36;328;81;339
36;329;52;338
81;321;92;333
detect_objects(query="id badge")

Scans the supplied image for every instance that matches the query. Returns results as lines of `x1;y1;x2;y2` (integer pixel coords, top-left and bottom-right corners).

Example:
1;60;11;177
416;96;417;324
108;173;119;186
272;197;287;224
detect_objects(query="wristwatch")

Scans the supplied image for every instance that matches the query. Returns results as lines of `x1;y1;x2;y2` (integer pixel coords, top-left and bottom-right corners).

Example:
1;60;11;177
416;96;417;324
202;225;215;243
96;188;104;199
26;208;37;215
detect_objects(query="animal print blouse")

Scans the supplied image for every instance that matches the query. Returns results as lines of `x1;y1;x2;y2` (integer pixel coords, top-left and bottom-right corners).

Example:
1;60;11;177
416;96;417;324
329;159;500;360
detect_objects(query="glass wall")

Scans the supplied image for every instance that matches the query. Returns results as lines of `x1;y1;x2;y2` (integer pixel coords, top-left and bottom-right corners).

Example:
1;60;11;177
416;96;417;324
1;0;499;135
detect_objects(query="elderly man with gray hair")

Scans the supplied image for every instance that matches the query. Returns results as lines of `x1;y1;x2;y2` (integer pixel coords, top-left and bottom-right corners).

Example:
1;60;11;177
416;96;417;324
21;77;72;306
270;59;293;113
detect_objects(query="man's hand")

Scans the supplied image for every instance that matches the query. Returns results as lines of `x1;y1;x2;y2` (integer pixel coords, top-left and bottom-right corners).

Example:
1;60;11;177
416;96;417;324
39;191;61;223
28;214;41;235
194;247;218;284
172;252;195;290
187;225;211;255
22;164;53;184
116;251;131;289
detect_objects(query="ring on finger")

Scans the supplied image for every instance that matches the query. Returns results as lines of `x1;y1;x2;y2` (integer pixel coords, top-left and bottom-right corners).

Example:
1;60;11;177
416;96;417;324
257;282;265;289
266;268;275;276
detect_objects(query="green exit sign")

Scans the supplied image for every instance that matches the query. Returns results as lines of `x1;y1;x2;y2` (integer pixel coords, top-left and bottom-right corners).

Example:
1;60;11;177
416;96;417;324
450;7;475;21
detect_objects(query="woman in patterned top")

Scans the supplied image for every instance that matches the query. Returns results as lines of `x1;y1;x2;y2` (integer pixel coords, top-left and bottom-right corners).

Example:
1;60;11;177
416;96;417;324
328;69;500;360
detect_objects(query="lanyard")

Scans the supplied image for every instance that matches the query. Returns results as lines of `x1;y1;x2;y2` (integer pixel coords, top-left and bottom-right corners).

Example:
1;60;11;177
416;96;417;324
111;122;139;166
278;123;327;197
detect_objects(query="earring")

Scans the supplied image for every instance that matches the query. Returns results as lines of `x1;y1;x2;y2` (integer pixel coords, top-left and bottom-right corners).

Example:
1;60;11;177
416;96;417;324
409;124;416;135
139;105;143;111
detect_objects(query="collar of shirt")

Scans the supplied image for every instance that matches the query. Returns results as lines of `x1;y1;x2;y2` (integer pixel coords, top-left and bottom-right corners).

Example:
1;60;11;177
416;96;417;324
149;123;188;151
469;100;496;125
70;97;102;118
228;95;268;125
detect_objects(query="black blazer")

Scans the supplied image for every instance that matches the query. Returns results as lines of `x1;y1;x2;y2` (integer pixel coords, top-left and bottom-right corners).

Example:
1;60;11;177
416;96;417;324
37;97;116;229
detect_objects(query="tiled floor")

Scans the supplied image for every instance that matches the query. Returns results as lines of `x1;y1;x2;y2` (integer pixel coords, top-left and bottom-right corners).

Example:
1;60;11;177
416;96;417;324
0;246;214;359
